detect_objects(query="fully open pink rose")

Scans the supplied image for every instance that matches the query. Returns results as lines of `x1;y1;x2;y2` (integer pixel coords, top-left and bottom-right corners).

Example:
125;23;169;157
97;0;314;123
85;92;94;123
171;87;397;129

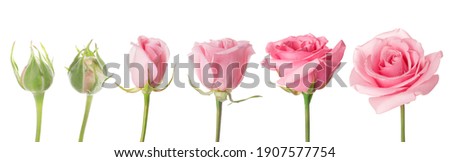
190;38;255;91
350;29;443;113
263;34;346;93
130;36;170;88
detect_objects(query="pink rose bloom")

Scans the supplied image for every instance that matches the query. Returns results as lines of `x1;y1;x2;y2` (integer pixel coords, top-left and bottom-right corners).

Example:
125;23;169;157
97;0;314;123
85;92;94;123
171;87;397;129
130;36;170;88
350;29;443;113
263;34;346;93
190;38;255;91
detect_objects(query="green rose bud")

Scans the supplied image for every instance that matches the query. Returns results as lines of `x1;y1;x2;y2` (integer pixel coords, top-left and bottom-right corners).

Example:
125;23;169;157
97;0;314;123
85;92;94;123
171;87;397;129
11;42;55;93
10;42;54;142
68;40;106;94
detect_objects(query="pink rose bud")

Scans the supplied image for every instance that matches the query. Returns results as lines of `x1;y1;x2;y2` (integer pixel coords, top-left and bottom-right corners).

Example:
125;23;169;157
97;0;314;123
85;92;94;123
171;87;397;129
68;40;106;94
350;29;443;113
129;36;170;88
190;38;255;91
189;38;259;142
263;34;346;94
119;36;171;142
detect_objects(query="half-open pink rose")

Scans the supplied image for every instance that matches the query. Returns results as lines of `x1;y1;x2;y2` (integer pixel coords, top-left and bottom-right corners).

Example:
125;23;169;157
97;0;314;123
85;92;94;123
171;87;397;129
190;38;255;91
350;29;443;113
130;36;170;88
263;34;346;93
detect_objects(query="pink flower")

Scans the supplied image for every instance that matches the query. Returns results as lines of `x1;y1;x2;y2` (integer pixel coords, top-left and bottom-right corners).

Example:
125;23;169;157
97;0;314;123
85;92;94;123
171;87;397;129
190;38;255;91
350;29;443;113
263;34;346;93
130;36;170;88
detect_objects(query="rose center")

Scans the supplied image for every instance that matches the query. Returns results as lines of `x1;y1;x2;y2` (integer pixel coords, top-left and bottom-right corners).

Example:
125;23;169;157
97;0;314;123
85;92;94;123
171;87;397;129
378;49;407;77
386;50;402;65
281;40;316;52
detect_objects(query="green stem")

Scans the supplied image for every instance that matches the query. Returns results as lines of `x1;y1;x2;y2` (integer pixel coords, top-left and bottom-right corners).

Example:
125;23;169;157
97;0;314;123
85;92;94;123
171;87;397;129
401;104;405;142
33;92;45;142
79;94;93;142
215;99;223;142
303;93;313;142
140;93;150;142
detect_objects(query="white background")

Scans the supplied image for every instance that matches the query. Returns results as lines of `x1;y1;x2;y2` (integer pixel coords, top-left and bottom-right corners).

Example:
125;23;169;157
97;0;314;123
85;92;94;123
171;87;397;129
0;0;449;161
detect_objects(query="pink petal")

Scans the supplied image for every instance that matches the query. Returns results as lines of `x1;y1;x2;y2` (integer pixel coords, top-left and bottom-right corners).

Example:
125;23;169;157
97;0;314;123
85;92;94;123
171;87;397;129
402;38;424;62
365;55;415;87
375;29;412;39
277;59;320;92
352;49;378;86
357;38;386;58
368;75;439;114
261;58;308;77
316;36;329;49
409;51;443;89
191;44;216;89
198;43;221;61
265;42;281;59
329;40;346;66
350;69;407;96
369;92;416;114
312;59;339;89
152;39;170;85
129;45;158;88
411;75;439;95
213;41;254;90
303;48;331;62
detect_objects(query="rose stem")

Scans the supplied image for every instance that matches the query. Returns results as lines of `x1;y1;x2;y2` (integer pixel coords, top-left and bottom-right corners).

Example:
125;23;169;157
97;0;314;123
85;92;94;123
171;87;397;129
79;94;93;142
140;92;150;142
401;104;405;142
33;92;45;142
215;99;223;142
303;93;313;142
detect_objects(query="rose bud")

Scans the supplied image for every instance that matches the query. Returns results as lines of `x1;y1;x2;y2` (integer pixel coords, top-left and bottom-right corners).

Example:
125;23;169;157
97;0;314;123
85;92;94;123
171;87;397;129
67;40;107;142
10;42;54;142
188;38;261;142
116;36;173;142
129;36;170;89
11;42;54;93
68;40;106;94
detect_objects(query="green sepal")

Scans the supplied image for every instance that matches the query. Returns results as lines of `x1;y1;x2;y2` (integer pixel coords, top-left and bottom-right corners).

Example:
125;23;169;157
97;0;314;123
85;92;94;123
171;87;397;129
116;83;142;93
68;50;83;72
227;92;262;105
214;91;228;102
10;42;24;89
153;67;175;92
39;42;54;72
22;47;44;92
83;40;95;57
32;45;54;90
68;55;86;93
94;43;105;68
279;81;317;96
303;81;316;95
280;86;301;95
188;75;213;96
142;83;152;94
